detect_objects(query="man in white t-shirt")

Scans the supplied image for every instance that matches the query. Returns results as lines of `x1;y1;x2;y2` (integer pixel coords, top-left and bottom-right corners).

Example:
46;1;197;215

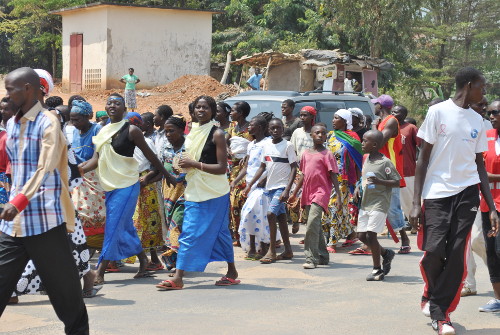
244;118;298;265
409;67;499;335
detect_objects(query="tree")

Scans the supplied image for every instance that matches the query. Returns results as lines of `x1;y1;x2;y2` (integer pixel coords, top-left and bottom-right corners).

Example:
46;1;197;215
411;0;500;97
0;0;84;76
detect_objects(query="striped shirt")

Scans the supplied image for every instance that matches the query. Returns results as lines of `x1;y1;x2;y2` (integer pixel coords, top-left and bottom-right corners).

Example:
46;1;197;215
0;102;74;237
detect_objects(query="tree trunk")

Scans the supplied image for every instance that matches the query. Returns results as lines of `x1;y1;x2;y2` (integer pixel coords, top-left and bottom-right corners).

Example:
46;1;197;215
52;42;57;78
220;51;232;84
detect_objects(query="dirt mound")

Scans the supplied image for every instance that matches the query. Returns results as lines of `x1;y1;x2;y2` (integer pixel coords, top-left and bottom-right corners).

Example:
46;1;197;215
50;75;239;118
149;75;239;116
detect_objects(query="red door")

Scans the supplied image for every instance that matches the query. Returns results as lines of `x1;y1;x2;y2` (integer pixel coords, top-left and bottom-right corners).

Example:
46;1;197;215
70;34;83;92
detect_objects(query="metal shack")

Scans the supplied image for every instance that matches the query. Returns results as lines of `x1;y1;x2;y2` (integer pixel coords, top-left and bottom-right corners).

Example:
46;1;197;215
232;49;394;96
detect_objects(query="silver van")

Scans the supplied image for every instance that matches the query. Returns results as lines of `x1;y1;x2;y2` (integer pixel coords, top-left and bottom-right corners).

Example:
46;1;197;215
224;90;375;131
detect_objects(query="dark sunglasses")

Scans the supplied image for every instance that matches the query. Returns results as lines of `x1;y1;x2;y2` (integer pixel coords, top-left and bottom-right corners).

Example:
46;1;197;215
487;110;500;116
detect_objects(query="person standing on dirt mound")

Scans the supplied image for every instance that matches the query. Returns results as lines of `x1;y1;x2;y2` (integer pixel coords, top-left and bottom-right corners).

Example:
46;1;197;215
120;68;140;113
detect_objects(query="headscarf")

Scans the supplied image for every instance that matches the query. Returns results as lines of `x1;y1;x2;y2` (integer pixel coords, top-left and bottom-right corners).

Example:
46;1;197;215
335;108;352;130
349;107;364;124
96;111;108;119
71;100;93;116
34;69;54;96
126;112;142;126
301;106;317;125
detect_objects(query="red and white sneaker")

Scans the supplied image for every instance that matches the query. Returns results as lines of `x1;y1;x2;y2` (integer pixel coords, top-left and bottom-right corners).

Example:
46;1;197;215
431;320;455;335
421;299;430;317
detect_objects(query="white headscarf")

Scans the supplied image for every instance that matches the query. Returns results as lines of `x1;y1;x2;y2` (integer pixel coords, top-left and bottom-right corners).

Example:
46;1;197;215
34;69;54;96
335;108;353;130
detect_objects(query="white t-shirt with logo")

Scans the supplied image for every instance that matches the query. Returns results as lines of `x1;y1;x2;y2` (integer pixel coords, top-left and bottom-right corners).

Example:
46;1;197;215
261;139;297;191
417;99;487;199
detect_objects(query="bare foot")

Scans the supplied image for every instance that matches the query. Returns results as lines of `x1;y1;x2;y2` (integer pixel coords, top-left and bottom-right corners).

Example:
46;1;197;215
276;252;293;260
83;270;97;291
134;270;155;279
94;275;105;286
225;269;238;280
259;251;277;264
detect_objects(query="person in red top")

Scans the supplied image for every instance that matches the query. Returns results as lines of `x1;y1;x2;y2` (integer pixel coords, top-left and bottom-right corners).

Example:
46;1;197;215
372;94;411;252
290;123;341;269
476;99;500;312
0;97;13;208
392;105;420;235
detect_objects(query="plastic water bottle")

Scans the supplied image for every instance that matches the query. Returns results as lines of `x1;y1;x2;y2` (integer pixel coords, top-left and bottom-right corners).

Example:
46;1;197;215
366;172;376;189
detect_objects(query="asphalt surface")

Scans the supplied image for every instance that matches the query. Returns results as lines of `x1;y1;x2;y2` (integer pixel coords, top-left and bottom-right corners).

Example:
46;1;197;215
1;232;499;334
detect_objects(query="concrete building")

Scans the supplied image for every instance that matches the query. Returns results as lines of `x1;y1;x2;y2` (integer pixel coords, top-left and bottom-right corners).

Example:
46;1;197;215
52;2;219;92
232;50;394;96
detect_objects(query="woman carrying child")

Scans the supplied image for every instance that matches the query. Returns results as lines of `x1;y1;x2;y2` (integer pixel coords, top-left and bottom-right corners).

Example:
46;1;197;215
322;109;363;252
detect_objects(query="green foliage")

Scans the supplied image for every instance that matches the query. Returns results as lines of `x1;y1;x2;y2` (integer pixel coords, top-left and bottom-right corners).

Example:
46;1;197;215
0;0;84;75
0;0;498;103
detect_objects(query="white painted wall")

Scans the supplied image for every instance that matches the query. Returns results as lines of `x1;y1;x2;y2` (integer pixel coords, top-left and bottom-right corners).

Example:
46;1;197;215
60;7;108;91
59;5;213;91
106;6;212;89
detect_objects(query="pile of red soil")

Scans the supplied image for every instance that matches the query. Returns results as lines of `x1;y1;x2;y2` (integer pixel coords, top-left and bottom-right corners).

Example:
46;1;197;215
53;75;239;118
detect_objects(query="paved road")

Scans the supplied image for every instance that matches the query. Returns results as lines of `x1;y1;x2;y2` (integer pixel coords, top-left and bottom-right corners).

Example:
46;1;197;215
1;233;499;334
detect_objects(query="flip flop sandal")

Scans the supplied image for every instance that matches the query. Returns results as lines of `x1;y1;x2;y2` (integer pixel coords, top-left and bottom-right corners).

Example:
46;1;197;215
299;240;305;244
398;246;411;254
348;247;372;255
215;276;241;286
327;247;337;253
145;263;165;271
252;254;263;261
260;257;276;264
341;239;359;247
244;254;257;260
105;264;121;272
82;286;102;298
156;279;183;290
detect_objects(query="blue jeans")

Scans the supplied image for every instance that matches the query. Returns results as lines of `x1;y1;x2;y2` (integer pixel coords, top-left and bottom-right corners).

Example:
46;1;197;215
266;188;287;216
387;187;405;232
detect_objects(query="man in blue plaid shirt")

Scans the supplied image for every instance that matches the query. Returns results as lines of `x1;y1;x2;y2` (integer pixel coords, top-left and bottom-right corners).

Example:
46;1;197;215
0;67;88;335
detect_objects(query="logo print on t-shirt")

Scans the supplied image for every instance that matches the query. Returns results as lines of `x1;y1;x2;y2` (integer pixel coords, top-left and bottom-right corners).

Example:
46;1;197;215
385;167;391;174
439;124;446;135
470;129;478;139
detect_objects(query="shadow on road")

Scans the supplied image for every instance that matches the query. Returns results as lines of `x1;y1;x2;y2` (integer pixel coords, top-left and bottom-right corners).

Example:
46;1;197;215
453;323;500;334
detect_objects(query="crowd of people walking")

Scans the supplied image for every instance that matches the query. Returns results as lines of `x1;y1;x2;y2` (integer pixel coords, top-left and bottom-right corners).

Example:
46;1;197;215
0;66;499;335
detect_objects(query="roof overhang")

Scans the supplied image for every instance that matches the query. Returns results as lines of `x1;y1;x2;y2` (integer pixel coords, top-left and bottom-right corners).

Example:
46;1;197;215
50;1;223;15
232;49;394;71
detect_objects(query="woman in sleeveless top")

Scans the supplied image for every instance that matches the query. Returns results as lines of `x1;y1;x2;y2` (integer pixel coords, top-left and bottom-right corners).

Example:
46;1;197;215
80;93;176;284
156;95;240;290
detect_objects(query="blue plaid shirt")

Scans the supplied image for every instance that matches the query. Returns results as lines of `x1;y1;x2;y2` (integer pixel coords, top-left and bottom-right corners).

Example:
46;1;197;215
0;102;74;237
